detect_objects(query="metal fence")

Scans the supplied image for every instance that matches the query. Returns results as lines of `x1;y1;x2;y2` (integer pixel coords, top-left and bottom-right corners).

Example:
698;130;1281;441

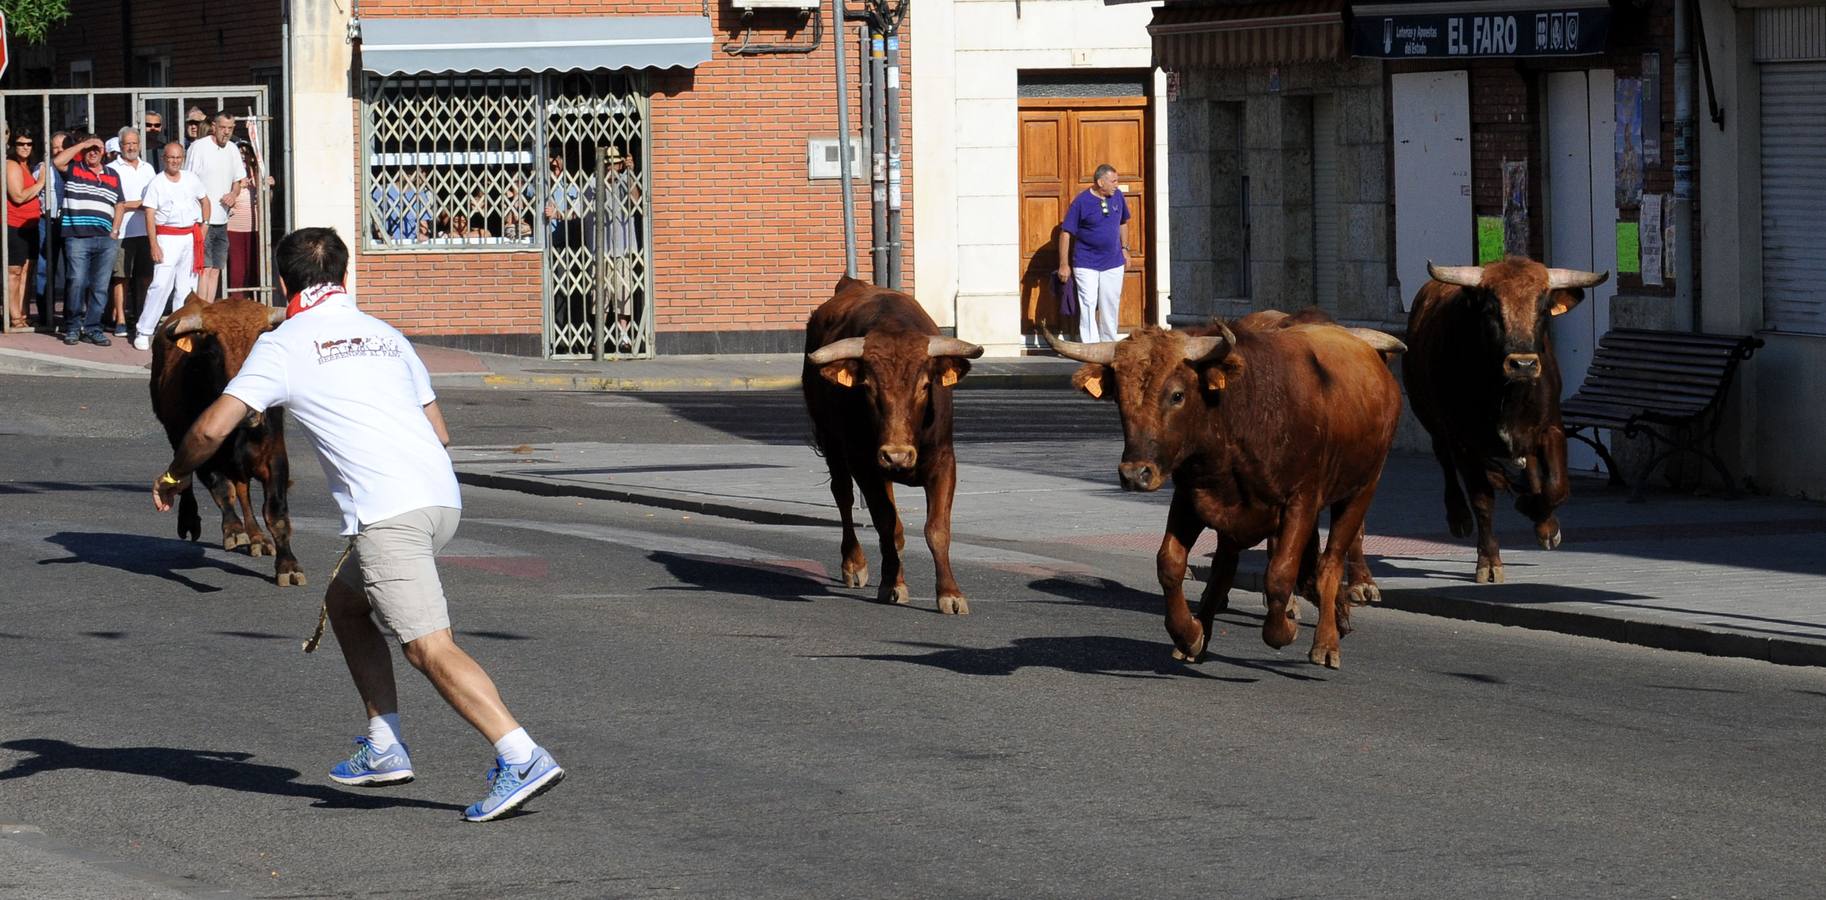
2;86;275;336
359;71;652;359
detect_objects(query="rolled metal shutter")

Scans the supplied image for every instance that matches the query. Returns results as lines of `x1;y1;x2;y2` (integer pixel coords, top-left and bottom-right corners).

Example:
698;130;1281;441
1313;93;1340;309
1758;10;1826;334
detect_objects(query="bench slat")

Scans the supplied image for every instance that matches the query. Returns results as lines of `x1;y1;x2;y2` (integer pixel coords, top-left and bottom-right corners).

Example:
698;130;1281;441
1580;374;1723;398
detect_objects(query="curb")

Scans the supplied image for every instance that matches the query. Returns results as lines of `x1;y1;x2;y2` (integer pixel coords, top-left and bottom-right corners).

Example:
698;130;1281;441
456;470;836;528
1209;567;1826;669
462;466;1826;669
0;348;147;379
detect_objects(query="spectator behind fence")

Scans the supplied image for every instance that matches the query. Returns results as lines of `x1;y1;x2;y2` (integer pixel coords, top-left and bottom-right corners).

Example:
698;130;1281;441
108;127;158;337
52;133;127;347
184;112;248;301
36;131;68;327
142;110;168;164
183;107;206;146
133;141;211;351
6;130;46;331
227;140;275;292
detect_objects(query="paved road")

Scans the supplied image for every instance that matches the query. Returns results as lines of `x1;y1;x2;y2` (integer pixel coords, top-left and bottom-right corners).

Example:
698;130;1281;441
3;376;1823;898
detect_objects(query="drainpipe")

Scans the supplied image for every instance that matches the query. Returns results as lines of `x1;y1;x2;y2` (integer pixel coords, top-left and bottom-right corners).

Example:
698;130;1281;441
833;0;856;277
1673;0;1697;331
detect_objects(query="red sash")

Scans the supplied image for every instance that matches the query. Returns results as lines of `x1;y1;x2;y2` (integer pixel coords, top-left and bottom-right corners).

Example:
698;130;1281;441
156;224;204;274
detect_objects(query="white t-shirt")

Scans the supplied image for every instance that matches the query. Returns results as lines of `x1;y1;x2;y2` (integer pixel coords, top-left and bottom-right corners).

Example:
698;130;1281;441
183;137;247;226
140;171;208;229
224;290;461;535
107;158;159;238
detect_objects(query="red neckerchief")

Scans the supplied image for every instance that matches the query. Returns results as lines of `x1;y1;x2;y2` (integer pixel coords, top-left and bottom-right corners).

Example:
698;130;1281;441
285;282;349;319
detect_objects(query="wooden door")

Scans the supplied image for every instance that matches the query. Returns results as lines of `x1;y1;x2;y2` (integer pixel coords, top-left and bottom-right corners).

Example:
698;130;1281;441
1018;97;1151;338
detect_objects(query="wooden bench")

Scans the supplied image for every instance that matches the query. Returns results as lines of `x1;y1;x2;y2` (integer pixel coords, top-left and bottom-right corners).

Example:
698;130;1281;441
1561;328;1764;500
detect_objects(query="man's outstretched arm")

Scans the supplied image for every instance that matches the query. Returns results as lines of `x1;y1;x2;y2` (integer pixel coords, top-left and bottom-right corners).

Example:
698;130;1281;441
152;394;251;510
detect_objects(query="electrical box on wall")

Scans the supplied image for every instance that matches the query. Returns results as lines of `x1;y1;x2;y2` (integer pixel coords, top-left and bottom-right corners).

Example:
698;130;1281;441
807;137;864;180
730;0;820;10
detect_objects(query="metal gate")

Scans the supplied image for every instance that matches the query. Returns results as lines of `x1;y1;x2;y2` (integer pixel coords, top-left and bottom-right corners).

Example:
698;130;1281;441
544;72;652;359
1;86;277;335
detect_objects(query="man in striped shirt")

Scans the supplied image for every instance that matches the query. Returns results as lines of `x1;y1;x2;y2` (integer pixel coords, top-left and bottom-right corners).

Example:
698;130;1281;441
52;134;127;346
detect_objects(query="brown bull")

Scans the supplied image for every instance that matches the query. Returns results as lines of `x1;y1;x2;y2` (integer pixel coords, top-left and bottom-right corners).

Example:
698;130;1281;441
803;276;984;614
1404;258;1608;584
1049;315;1405;669
149;295;305;586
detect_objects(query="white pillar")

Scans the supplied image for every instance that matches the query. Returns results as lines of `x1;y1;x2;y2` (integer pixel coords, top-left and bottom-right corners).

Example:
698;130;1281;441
288;0;360;289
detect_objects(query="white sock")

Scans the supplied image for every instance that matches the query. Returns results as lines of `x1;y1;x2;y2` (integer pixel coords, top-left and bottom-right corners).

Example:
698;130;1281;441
493;727;537;766
368;713;402;751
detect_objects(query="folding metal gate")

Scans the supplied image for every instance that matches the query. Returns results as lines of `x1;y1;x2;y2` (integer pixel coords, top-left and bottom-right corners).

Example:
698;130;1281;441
1;86;277;334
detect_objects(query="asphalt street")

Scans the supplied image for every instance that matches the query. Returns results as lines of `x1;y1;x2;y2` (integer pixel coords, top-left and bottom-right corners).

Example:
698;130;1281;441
2;375;1823;898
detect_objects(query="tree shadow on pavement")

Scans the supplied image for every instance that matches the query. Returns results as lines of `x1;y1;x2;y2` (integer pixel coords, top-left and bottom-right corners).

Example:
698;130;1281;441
0;739;464;812
646;550;840;603
37;531;267;593
815;635;1324;683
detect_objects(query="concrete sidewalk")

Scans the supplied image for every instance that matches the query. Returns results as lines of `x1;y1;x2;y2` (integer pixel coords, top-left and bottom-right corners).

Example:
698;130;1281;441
451;441;1826;668
0;328;1078;392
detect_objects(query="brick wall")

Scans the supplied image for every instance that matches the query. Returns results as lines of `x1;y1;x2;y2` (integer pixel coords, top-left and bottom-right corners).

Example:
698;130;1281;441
354;0;915;351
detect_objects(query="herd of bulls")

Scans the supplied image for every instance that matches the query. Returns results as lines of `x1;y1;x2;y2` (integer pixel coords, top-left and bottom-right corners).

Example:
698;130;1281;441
147;255;1607;672
805;259;1607;670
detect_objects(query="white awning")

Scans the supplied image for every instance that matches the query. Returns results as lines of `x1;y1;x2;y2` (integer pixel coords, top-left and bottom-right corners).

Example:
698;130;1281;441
358;16;713;75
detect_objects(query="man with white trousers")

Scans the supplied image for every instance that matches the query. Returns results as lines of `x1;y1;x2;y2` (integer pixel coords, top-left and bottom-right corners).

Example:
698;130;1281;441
1056;163;1131;343
132;141;209;350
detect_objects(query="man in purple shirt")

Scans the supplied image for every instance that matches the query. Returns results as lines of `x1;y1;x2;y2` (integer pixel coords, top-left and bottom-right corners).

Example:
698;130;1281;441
1056;163;1130;342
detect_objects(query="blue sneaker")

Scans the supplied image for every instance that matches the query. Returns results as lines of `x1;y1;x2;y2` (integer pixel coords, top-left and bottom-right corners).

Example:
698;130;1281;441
327;737;415;786
461;747;564;822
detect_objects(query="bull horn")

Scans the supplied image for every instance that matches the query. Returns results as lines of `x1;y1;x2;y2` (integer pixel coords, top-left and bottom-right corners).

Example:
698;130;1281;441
267;306;288;328
1181;322;1236;362
1347;328;1408;354
1545;267;1610;290
1427;261;1485;288
163;312;206;339
926;335;985;359
1040;326;1116;364
807;336;868;365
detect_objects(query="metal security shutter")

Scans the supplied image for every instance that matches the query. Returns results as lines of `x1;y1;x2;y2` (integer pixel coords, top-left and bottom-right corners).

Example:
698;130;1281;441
1313;93;1340;309
1759;61;1826;334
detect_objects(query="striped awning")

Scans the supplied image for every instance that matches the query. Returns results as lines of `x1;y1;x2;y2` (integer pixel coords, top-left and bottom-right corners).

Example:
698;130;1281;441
358;16;712;75
1148;1;1348;70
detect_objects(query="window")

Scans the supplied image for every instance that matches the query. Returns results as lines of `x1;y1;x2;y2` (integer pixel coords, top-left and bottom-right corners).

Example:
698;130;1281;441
361;74;541;250
61;61;93;133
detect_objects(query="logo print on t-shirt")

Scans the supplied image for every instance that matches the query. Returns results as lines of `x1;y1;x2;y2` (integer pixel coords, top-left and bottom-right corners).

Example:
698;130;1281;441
313;335;403;364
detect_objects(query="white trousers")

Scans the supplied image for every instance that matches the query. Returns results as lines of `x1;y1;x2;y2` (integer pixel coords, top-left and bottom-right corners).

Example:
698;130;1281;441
1073;264;1124;343
136;233;198;339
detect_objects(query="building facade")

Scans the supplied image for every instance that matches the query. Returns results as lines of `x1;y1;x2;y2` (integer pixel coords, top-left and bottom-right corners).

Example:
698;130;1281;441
15;0;916;358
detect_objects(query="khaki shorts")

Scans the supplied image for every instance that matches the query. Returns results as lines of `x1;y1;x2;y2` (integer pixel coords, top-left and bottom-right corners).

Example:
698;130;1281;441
334;506;460;644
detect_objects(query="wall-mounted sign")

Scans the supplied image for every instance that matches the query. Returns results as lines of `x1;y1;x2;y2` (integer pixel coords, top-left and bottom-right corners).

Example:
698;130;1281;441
1350;4;1610;58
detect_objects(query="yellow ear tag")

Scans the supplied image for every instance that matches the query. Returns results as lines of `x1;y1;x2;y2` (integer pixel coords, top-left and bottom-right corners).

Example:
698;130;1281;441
175;336;195;353
1083;378;1104;399
940;369;960;388
833;368;854;388
1212;371;1227;390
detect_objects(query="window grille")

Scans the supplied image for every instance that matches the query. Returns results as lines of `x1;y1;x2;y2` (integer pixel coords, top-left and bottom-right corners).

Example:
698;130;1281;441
361;75;542;251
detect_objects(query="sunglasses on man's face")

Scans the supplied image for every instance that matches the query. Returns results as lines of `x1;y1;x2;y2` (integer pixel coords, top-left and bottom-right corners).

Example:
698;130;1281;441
187;120;206;127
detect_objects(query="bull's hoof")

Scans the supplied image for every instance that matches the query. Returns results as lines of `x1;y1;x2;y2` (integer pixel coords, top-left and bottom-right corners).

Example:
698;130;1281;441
275;570;307;587
1308;645;1342;669
223;531;249;552
1170;632;1207;664
1538;528;1563;551
842;562;869;589
1346;582;1381;606
937;594;970;616
878;583;910;605
247;540;271;558
1262;604;1298;649
178;519;200;542
1475;562;1505;584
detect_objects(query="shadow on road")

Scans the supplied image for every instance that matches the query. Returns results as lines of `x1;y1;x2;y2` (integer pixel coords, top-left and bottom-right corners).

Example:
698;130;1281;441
1026;575;1161;614
36;531;266;593
817;635;1325;683
0;739;464;812
647;550;836;602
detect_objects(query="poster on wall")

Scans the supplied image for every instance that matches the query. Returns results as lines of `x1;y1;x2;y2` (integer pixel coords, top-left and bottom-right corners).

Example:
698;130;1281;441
1640;195;1664;286
1663;194;1676;281
1642;53;1661;165
1617;221;1641;275
1615;77;1645;209
1502;160;1529;256
1478;217;1505;264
